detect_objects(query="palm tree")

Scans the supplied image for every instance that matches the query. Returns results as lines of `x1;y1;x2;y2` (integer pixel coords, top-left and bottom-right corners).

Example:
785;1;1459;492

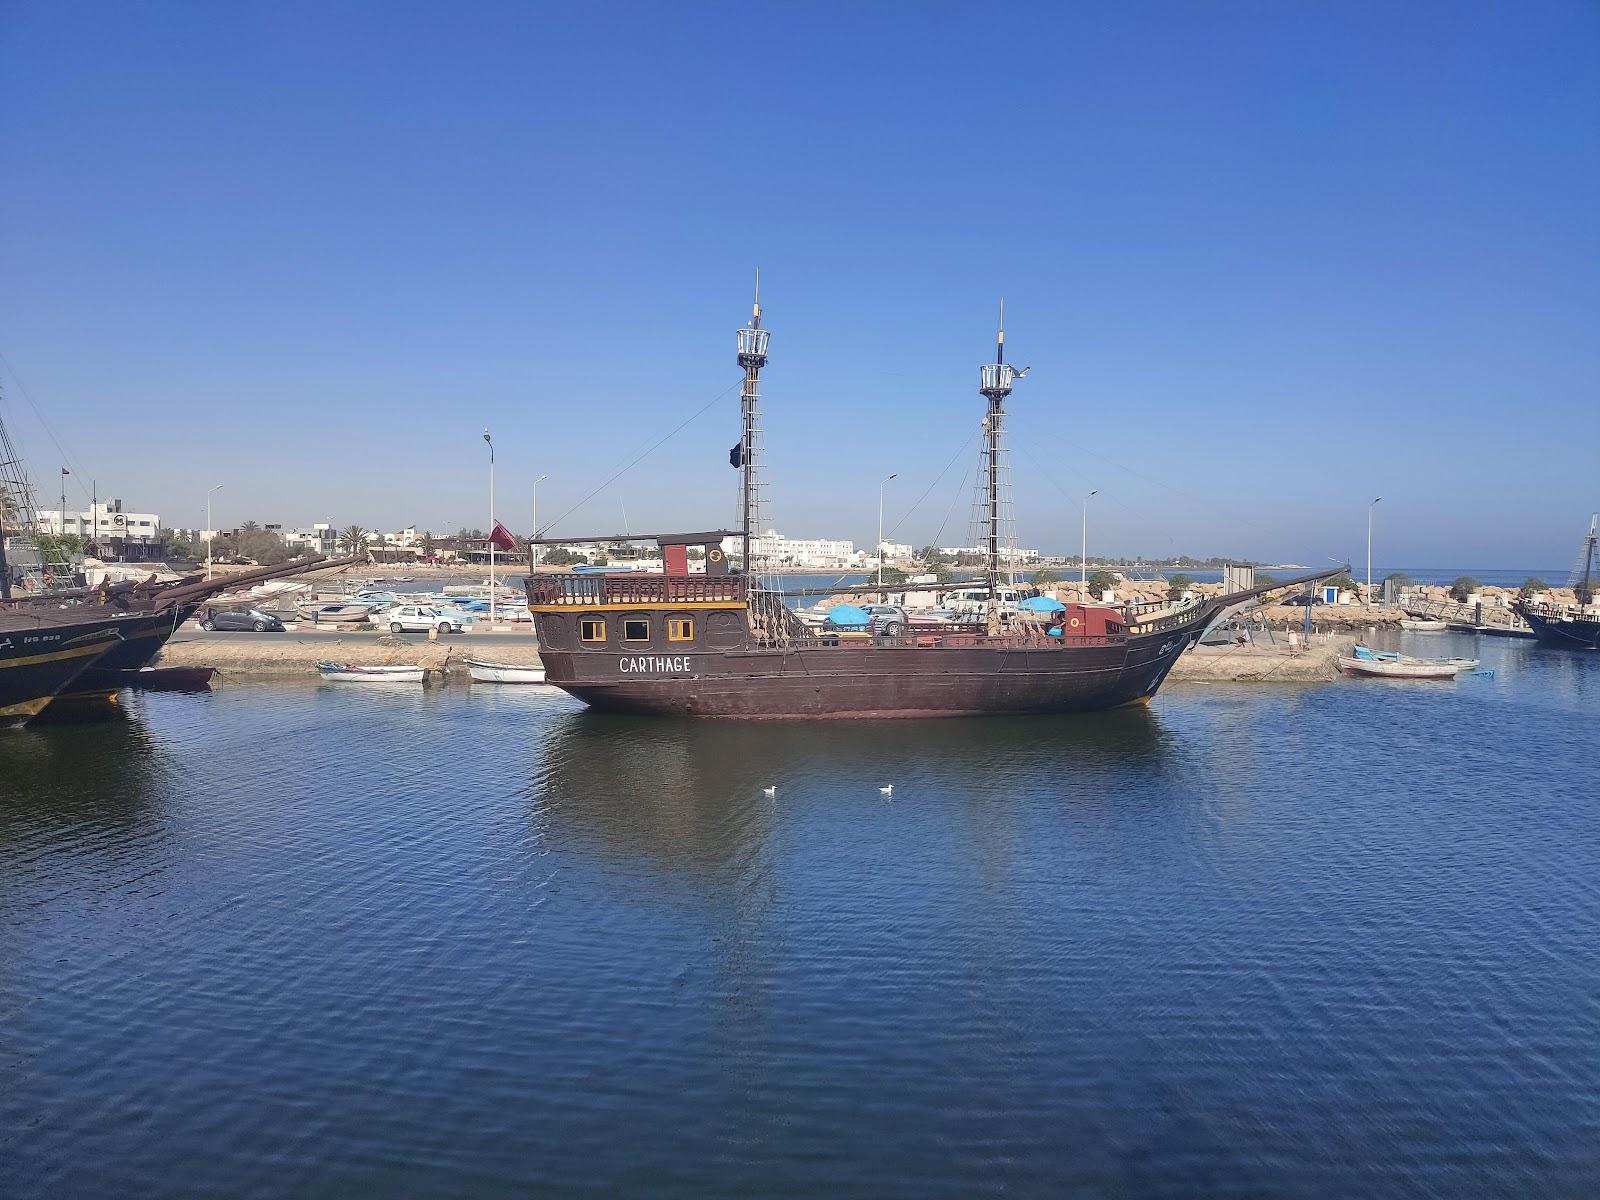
338;525;370;556
420;530;435;557
241;520;260;532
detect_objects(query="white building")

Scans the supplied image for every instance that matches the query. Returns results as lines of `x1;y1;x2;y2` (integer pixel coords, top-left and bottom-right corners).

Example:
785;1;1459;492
35;499;164;559
877;541;915;564
938;545;1041;563
720;530;858;569
284;523;338;555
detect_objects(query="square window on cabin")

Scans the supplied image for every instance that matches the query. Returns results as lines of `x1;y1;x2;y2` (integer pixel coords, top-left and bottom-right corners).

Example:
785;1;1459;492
580;619;606;643
623;619;650;642
668;619;693;642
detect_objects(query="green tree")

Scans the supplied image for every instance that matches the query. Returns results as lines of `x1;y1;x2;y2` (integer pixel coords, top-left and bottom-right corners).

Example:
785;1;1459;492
542;546;587;566
159;527;195;559
1254;572;1277;589
1166;572;1194;600
1032;568;1060;586
419;530;435;557
338;525;370;556
236;526;290;565
1449;575;1481;603
876;566;908;586
1086;570;1119;599
917;546;950;567
1520;577;1549;597
1328;574;1358;593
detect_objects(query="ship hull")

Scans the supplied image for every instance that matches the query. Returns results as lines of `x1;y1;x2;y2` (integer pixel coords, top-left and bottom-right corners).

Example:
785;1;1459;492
1517;606;1600;650
0;626;124;725
49;605;202;703
540;630;1197;718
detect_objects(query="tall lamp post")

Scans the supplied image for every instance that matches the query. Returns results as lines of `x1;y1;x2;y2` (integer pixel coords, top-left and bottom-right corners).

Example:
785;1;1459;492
1367;495;1383;608
205;483;224;581
530;473;548;569
1080;489;1098;597
484;429;496;625
877;472;897;588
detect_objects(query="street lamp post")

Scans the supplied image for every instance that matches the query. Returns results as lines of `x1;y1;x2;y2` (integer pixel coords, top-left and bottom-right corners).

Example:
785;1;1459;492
205;483;224;581
1367;496;1383;608
484;429;496;625
877;473;897;588
1080;489;1098;597
530;474;548;569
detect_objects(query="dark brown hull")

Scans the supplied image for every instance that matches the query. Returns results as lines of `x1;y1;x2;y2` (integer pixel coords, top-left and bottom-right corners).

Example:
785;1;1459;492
540;630;1195;718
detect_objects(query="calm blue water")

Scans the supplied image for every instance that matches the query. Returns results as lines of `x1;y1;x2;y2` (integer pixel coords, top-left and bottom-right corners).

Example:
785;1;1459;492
2;632;1597;1197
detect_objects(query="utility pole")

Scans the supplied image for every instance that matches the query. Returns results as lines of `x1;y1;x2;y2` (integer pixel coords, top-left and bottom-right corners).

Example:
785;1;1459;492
1081;489;1098;597
1366;496;1383;608
877;473;897;588
484;429;496;624
206;483;224;581
530;474;547;568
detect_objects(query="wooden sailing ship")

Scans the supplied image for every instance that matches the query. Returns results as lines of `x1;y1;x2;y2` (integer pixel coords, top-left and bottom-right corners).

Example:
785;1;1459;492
525;296;1339;717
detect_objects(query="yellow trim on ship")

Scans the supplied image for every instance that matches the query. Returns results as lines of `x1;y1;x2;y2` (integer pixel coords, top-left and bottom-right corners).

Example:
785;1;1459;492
0;641;116;670
0;695;55;719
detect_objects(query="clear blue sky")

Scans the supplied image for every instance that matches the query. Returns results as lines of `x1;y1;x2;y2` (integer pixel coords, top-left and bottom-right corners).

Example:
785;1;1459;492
1;0;1595;566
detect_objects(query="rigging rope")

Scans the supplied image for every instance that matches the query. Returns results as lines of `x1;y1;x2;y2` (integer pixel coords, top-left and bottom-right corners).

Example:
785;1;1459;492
538;380;739;536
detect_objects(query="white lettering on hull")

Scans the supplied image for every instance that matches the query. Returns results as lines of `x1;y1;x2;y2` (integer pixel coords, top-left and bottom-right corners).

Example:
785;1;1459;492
618;655;693;674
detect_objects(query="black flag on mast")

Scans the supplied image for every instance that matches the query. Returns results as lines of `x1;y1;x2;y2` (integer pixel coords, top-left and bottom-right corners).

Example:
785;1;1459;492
729;444;743;468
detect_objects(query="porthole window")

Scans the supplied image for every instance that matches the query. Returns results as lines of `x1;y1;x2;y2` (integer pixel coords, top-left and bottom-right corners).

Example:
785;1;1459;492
668;618;694;642
580;618;606;643
623;619;650;642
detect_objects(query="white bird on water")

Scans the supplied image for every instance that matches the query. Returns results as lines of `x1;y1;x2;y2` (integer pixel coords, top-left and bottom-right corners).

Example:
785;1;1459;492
762;786;777;798
879;785;894;796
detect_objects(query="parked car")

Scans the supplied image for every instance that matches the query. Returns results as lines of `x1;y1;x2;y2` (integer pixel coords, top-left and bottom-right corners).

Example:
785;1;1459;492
864;604;910;636
384;604;466;634
1284;593;1324;606
200;607;285;633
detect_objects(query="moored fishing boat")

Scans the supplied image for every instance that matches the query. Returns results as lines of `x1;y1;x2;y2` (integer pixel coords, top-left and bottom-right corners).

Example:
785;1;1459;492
465;659;547;684
130;665;217;691
1351;645;1480;672
297;601;375;624
1338;654;1458;679
317;662;426;683
525;294;1343;718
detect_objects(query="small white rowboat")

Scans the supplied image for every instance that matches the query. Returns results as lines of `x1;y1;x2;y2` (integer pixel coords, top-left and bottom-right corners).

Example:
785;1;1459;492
318;662;425;683
466;659;547;684
1399;618;1449;631
1337;655;1458;679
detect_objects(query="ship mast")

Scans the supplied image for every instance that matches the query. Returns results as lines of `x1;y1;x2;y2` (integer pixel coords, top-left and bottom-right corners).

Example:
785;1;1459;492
1580;513;1598;606
978;301;1024;633
735;272;771;576
0;388;45;596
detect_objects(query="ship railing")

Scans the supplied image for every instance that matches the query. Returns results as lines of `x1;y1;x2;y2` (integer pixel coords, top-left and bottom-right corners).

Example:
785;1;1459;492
806;627;1123;650
1123;599;1204;633
527;573;748;607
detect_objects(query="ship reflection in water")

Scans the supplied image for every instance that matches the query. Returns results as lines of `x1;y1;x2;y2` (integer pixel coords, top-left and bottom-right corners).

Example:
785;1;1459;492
2;634;1597;1197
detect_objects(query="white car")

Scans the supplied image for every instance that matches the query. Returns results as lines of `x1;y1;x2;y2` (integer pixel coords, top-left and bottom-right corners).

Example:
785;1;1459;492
383;604;466;634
